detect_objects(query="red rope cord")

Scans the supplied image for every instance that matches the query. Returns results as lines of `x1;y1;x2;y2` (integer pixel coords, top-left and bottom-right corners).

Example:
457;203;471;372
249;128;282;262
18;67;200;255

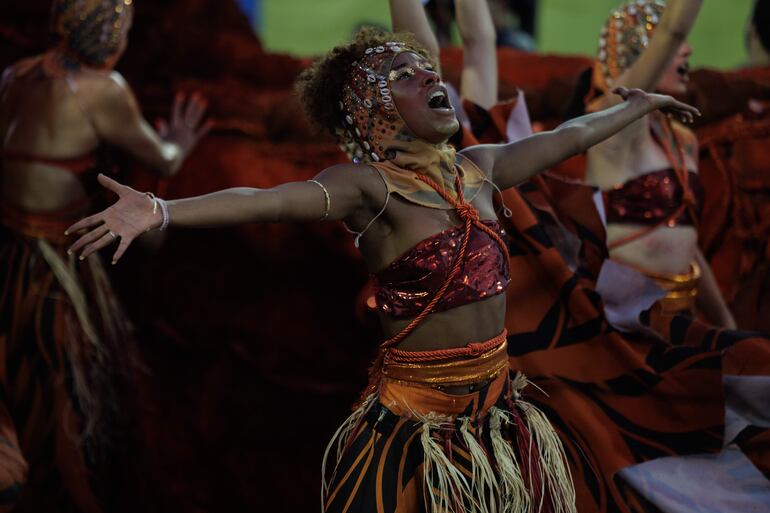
357;167;510;402
387;331;506;363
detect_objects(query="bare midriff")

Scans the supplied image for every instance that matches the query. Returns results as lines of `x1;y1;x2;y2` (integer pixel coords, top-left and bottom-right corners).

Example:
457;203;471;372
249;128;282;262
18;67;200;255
379;294;506;395
607;223;698;275
379;293;506;352
1;164;89;212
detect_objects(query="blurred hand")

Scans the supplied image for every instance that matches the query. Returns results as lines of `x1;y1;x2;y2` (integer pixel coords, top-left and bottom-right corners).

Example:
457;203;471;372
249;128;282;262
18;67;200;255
66;174;161;264
156;91;213;158
613;86;701;124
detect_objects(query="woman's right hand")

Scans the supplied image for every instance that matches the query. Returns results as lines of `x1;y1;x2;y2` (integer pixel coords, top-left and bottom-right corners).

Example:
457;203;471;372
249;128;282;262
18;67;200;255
66;174;162;264
156;91;213;160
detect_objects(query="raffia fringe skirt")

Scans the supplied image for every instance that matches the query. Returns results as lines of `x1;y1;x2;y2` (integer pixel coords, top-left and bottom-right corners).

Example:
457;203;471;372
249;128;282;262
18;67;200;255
322;336;577;513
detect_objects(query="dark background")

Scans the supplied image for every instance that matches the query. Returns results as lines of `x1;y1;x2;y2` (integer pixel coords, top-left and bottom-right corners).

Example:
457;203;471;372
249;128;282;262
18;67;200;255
3;1;770;511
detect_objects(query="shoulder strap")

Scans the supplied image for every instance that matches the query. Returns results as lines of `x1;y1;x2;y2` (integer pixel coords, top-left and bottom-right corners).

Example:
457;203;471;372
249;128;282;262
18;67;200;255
368;157;489;211
457;153;512;218
344;165;390;248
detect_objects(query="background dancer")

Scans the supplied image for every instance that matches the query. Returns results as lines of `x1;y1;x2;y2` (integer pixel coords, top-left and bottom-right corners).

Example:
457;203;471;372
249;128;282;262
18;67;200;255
0;0;209;510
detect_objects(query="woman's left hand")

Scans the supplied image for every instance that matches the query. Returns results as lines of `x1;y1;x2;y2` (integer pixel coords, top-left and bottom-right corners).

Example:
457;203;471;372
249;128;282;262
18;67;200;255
66;174;162;264
613;86;701;124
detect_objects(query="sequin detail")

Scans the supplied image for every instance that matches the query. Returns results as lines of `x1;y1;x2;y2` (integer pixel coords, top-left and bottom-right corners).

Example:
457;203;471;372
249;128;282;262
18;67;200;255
593;0;666;91
339;42;409;163
374;220;510;319
51;0;134;68
605;169;703;226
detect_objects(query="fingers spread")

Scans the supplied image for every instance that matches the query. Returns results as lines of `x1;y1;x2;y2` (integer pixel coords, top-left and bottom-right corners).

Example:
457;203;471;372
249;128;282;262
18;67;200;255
172;91;185;126
185;93;208;127
80;231;118;260
112;238;132;264
65;213;103;236
68;225;109;254
669;100;700;123
195;119;215;142
155;118;169;137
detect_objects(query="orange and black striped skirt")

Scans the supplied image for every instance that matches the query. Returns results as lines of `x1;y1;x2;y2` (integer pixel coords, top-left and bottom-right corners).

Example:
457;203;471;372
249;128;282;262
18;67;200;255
322;336;577;513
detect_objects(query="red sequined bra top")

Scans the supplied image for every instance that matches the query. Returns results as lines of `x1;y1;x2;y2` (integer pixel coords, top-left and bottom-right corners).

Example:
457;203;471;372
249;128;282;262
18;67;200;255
604;168;703;226
373;220;510;319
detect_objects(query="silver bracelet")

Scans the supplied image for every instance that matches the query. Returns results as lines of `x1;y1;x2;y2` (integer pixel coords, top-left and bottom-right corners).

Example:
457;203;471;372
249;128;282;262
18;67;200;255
307;179;331;221
157;197;170;231
145;192;170;231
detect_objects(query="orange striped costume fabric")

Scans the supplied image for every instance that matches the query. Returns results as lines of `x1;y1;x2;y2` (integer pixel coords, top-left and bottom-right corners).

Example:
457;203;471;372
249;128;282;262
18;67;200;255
455;100;770;512
0;200;133;512
323;338;576;513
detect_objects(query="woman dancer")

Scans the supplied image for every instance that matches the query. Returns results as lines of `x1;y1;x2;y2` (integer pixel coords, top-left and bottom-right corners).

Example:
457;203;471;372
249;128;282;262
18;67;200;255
0;0;209;510
388;1;770;511
583;0;735;327
66;28;697;513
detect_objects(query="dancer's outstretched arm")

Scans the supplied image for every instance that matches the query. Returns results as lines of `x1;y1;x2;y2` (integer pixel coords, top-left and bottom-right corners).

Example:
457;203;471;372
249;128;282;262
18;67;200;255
65;163;366;263
462;88;700;190
89;73;212;176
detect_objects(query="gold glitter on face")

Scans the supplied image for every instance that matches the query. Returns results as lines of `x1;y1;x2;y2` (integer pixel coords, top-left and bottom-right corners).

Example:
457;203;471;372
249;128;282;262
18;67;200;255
389;67;415;82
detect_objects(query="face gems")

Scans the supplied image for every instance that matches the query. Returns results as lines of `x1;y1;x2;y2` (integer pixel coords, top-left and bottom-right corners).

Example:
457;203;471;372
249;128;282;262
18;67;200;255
339;41;421;162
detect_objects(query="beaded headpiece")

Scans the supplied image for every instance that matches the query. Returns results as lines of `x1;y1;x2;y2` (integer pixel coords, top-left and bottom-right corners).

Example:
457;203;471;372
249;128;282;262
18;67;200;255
593;0;666;92
50;0;134;68
339;41;415;163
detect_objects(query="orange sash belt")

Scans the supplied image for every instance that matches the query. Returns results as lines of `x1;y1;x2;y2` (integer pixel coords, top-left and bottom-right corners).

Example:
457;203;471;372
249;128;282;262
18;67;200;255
378;334;513;418
0;199;87;245
382;334;509;387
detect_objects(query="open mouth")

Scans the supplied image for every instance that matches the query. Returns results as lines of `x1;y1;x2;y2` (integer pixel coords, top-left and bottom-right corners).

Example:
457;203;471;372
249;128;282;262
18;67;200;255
427;89;452;110
676;62;689;78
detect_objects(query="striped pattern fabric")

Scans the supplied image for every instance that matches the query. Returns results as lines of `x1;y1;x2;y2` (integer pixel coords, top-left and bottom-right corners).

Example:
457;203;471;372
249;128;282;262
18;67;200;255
0;204;133;512
324;370;574;513
455;103;770;512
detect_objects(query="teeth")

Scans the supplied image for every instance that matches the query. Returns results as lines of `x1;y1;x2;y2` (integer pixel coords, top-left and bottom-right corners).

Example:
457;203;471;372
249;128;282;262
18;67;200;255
429;91;445;101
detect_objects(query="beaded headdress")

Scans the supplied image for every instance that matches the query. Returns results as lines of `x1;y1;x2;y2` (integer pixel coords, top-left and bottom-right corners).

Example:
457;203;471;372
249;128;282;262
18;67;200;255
50;0;134;68
593;0;666;92
339;41;415;163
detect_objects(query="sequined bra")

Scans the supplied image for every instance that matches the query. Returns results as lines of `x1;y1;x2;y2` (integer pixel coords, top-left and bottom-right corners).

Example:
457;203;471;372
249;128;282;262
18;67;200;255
604;168;703;226
373;220;510;319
